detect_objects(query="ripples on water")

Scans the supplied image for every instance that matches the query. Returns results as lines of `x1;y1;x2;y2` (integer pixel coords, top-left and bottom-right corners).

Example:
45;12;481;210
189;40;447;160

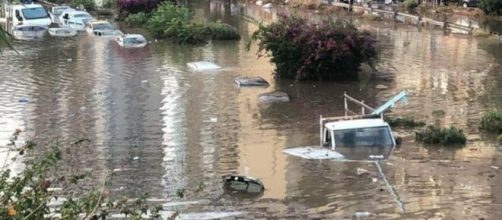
1;2;502;219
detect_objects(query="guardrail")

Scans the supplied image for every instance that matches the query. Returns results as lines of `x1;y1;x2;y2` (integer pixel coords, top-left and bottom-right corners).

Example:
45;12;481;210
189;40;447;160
329;3;475;34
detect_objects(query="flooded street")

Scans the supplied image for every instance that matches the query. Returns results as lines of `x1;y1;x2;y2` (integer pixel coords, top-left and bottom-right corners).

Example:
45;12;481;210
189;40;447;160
1;1;502;219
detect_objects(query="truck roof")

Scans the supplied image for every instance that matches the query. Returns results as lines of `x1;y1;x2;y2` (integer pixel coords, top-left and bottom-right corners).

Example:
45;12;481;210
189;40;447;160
325;118;389;131
11;4;45;9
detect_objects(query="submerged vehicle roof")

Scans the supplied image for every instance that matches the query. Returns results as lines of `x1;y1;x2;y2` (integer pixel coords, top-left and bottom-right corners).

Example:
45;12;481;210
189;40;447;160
121;34;145;39
61;9;91;16
10;4;45;9
325;118;389;131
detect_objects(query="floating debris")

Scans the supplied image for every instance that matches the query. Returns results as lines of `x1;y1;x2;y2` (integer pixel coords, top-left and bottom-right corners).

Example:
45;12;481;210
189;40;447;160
258;91;290;103
355;211;370;218
67;58;72;62
234;76;269;87
369;155;384;159
356;168;370;175
18;97;29;103
186;61;221;71
222;175;264;195
133;156;139;160
491;166;499;170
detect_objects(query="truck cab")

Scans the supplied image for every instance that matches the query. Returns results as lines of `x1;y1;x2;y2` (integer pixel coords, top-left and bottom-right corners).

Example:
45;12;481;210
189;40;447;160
5;4;51;28
322;118;396;150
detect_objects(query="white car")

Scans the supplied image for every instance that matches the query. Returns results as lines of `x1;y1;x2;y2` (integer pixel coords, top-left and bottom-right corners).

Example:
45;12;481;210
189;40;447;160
48;27;77;37
86;20;122;37
59;10;93;31
116;34;147;48
48;6;71;24
12;25;47;40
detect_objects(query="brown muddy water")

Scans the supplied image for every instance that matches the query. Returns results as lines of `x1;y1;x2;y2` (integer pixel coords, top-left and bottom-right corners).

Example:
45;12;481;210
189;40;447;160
1;1;502;219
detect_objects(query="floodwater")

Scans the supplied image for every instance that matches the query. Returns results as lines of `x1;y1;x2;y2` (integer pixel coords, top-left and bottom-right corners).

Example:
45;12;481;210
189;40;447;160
1;1;502;219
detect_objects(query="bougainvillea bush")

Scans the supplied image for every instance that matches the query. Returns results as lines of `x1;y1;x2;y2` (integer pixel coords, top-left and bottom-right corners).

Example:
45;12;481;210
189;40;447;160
249;14;377;81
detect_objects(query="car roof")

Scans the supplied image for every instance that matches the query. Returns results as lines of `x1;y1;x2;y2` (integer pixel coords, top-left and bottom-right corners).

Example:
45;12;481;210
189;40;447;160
89;20;111;24
12;4;44;9
124;34;145;38
325;118;389;131
62;10;90;16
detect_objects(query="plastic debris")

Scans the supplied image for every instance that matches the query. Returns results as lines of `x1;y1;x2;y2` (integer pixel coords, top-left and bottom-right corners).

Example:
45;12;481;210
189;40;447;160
210;117;218;123
18;97;29;103
491;166;499;170
79;106;86;111
355;211;370;218
67;58;72;62
133;156;139;160
141;80;148;83
357;168;370;175
369;155;384;159
372;178;378;183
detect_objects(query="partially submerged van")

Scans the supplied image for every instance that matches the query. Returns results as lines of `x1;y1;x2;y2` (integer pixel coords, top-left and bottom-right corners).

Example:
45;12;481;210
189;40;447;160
5;4;51;27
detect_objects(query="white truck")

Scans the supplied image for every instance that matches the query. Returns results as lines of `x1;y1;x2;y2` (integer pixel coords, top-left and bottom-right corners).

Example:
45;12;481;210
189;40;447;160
3;3;51;39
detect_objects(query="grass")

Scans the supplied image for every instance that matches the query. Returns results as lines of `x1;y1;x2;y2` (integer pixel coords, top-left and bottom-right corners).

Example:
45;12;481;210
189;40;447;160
480;110;502;133
416;125;467;146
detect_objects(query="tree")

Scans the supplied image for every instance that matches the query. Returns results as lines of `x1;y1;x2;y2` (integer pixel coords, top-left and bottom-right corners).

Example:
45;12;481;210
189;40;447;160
248;14;377;81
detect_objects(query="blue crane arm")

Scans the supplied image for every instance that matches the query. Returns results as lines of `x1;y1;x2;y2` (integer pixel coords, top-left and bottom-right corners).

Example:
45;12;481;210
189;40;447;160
371;90;408;115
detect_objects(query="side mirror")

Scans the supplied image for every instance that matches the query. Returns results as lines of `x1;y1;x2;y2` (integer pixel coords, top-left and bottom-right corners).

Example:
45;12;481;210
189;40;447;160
16;15;23;21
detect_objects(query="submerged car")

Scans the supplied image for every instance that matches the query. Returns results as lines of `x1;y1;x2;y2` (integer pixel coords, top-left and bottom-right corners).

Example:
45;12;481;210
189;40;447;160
48;5;71;24
48;27;77;37
59;10;93;31
12;25;47;40
115;34;147;48
86;20;122;37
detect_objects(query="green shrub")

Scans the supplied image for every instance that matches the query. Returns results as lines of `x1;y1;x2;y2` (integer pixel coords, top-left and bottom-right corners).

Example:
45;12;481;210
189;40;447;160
125;12;150;27
0;130;163;219
147;2;192;38
249;14;376;81
416;125;467;146
479;0;502;16
386;117;425;129
480;110;502;133
165;21;209;45
146;2;240;45
404;0;419;13
206;22;241;40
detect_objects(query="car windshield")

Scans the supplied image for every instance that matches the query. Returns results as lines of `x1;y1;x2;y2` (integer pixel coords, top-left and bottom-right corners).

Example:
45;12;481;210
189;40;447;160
93;23;113;30
333;126;393;147
22;7;49;20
